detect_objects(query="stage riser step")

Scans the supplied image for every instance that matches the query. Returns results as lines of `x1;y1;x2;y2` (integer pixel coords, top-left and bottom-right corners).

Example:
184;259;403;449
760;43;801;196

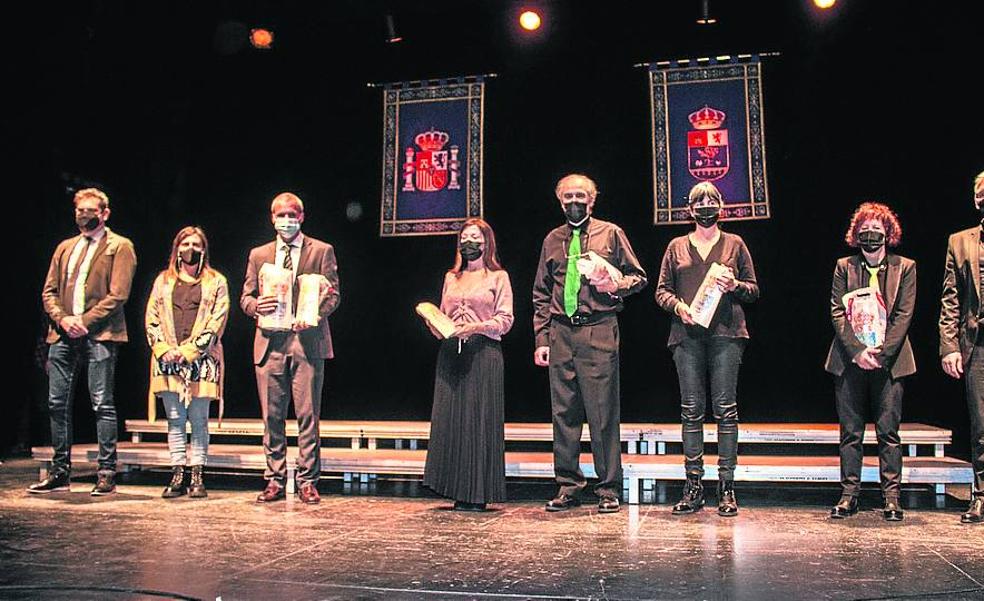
124;420;953;447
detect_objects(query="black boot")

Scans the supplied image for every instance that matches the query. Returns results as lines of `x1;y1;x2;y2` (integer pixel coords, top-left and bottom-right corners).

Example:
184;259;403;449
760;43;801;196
717;480;738;517
188;465;207;499
672;476;705;515
162;466;187;499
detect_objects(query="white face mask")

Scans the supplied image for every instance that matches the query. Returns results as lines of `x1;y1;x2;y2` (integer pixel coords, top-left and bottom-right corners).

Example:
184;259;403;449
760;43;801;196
274;216;301;239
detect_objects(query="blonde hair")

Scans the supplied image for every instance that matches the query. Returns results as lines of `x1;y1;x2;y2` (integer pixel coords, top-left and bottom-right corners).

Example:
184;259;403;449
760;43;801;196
270;192;305;214
555;174;598;200
164;226;215;282
975;171;983;191
74;188;109;210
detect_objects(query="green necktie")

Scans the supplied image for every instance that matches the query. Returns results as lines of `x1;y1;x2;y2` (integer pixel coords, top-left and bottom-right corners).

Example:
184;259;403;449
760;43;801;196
865;265;880;291
564;229;582;317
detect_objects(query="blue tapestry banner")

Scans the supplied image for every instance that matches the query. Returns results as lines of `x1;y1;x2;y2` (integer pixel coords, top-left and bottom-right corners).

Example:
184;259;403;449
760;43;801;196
649;56;770;225
380;78;484;237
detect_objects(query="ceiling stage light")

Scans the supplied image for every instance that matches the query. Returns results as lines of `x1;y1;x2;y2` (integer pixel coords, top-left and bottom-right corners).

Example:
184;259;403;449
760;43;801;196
696;0;717;25
814;0;837;8
249;28;274;49
519;10;542;31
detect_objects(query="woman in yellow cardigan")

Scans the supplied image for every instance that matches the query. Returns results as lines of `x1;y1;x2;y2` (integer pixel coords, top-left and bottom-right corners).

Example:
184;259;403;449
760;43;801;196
145;226;229;499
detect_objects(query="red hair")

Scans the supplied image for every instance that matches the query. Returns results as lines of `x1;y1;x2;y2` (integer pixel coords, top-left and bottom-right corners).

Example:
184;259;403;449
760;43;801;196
449;218;503;274
845;202;902;248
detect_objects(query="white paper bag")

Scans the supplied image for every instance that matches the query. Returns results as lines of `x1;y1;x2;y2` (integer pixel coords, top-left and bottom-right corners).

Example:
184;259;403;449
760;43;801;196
295;274;329;327
258;263;293;331
689;262;730;328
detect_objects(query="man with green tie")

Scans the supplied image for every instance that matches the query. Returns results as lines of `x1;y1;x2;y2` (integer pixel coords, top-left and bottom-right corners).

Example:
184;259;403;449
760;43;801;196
533;174;647;513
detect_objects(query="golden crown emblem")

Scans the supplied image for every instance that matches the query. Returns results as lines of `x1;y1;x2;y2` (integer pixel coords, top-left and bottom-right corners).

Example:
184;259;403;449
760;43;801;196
414;129;450;151
688;106;726;130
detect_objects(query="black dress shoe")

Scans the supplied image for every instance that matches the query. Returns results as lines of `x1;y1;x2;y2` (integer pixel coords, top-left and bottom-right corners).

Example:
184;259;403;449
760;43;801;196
672;476;705;515
598;496;620;513
830;496;859;519
162;466;187;499
256;480;286;503
882;499;904;522
717;480;738;517
27;471;70;494
453;501;488;512
545;493;581;512
961;496;983;524
90;473;116;496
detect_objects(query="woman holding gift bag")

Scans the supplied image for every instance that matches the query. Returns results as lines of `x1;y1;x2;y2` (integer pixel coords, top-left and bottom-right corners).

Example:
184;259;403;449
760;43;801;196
655;182;759;517
825;202;916;521
145;226;230;499
423;218;514;511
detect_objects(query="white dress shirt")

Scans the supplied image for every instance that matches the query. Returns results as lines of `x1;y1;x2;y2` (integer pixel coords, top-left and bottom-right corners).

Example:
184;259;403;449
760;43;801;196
67;228;106;316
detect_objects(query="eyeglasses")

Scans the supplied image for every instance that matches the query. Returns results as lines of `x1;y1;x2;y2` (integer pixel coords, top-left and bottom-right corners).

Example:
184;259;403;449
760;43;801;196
561;191;589;201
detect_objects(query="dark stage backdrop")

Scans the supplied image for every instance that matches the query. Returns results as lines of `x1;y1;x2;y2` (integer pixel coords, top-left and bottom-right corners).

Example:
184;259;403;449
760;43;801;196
10;2;983;460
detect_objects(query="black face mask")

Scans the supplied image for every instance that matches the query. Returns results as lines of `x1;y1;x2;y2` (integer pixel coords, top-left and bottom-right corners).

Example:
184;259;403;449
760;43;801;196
858;230;886;253
459;241;483;262
692;206;720;228
180;249;203;266
564;202;589;225
76;215;100;232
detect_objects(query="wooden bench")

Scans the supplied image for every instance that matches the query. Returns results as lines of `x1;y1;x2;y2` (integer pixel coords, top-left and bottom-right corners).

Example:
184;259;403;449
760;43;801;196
32;443;974;504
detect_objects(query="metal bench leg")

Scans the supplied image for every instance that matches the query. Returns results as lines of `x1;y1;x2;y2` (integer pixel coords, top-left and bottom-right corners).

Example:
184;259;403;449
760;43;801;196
628;478;640;505
627;441;637;454
395;439;403;450
934;443;944;458
907;444;917;457
643;478;654;491
360;473;369;484
286;466;296;494
351;437;360;450
648;441;657;456
367;438;377;451
409;440;418;450
657;442;666;455
131;432;142;444
935;483;945;495
343;472;353;483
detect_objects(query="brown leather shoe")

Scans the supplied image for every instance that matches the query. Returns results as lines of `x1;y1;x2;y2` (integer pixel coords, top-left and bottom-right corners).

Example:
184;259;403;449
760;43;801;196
256;480;285;503
297;482;321;504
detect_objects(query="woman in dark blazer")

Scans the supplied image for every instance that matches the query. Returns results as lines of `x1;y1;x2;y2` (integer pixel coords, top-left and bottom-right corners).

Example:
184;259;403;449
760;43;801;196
825;202;916;521
655;182;759;517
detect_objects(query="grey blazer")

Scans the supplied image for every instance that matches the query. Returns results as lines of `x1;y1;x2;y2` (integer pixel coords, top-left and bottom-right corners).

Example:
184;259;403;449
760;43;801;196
240;236;341;364
825;253;917;379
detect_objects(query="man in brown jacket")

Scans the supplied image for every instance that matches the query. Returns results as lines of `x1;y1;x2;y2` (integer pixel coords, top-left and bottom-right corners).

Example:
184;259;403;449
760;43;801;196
31;188;137;495
241;192;340;504
940;170;984;524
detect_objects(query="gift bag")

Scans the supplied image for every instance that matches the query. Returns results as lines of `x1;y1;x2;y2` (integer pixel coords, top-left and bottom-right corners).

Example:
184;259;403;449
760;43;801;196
842;286;887;347
258;263;293;331
295;274;329;327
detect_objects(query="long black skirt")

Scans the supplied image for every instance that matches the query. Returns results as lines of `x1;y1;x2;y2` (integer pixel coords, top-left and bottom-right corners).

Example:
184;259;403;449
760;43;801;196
423;335;506;504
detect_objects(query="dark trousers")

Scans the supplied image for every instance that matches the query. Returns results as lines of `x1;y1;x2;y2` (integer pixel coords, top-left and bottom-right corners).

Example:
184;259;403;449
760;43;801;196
834;364;904;499
255;332;324;484
548;316;622;498
965;348;984;494
47;338;119;475
672;336;744;481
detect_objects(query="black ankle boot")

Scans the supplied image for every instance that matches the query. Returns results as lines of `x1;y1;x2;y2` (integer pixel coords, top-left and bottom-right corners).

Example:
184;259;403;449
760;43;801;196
717;480;738;517
188;465;207;499
162;466;187;499
672;476;705;515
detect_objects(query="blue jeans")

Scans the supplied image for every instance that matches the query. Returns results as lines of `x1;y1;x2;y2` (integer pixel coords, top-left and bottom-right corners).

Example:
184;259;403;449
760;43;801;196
159;392;211;466
672;336;745;480
47;338;119;475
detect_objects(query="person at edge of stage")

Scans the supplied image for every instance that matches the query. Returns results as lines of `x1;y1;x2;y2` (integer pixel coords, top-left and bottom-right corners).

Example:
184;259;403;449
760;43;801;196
533;173;648;514
654;181;759;517
422;218;514;512
241;192;340;504
940;170;984;524
145;226;229;499
825;202;916;522
31;188;137;496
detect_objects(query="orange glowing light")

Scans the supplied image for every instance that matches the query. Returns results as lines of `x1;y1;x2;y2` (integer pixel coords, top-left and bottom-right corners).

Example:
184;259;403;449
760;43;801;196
250;28;274;49
519;10;542;31
814;0;836;8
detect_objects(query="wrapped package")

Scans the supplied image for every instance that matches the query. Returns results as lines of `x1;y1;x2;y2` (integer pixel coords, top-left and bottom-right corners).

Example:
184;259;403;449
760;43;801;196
257;263;293;331
842;286;887;347
415;302;456;339
689;262;730;328
295;274;330;327
575;251;623;289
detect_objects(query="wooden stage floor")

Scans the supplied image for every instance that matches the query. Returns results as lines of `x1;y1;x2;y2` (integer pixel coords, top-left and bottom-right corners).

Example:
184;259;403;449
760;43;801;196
0;459;981;601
